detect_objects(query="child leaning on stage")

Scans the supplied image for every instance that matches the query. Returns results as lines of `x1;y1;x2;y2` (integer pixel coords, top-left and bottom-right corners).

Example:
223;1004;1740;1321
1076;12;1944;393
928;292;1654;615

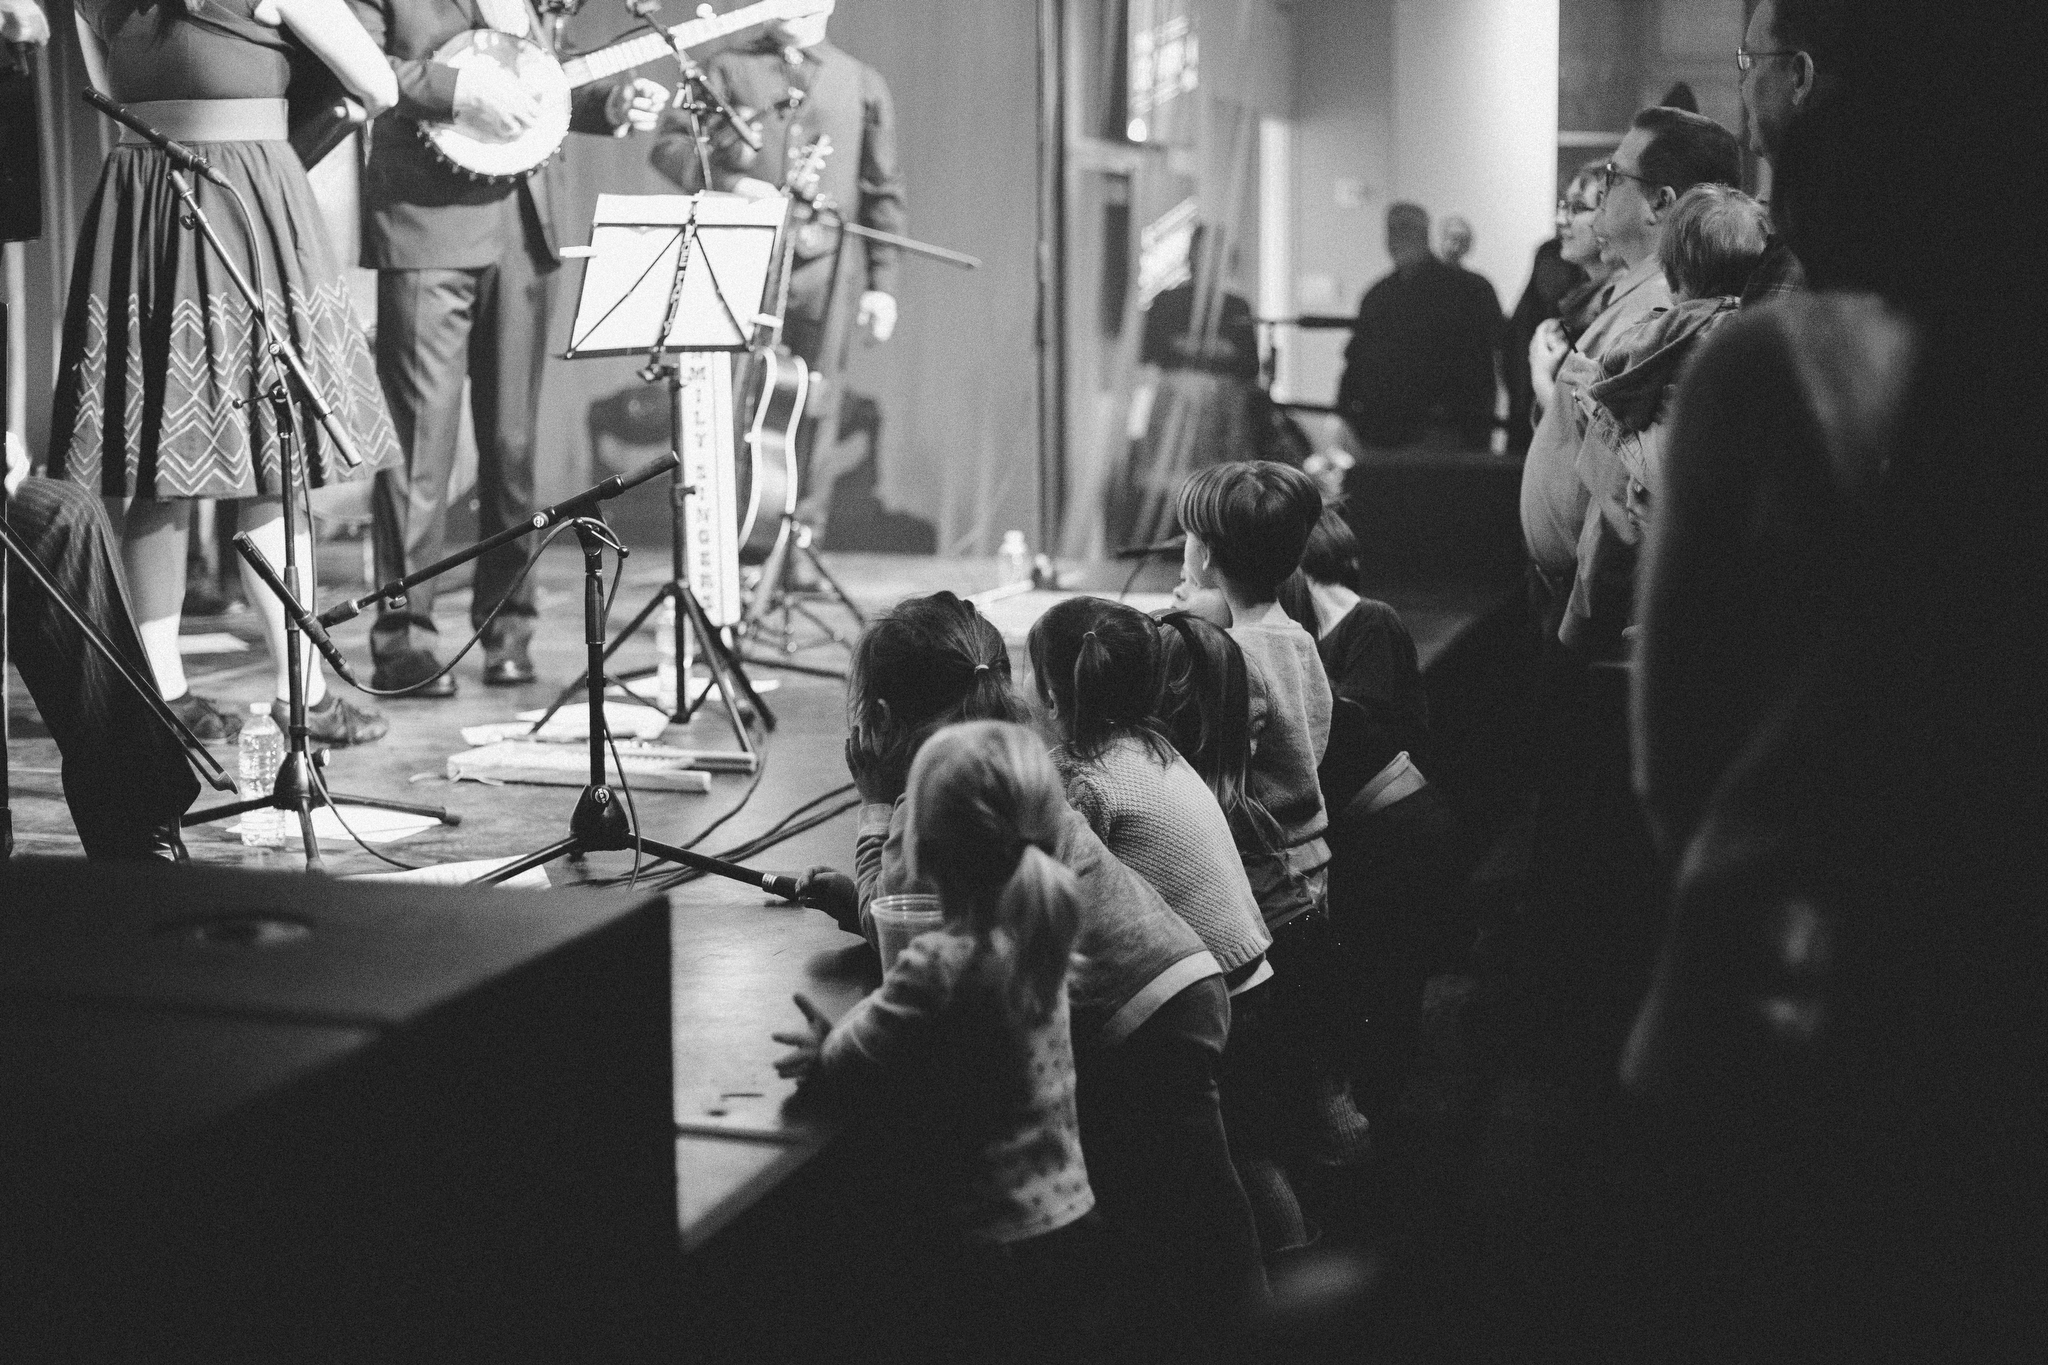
774;721;1107;1360
1172;461;1373;1172
1027;595;1271;986
1174;461;1333;925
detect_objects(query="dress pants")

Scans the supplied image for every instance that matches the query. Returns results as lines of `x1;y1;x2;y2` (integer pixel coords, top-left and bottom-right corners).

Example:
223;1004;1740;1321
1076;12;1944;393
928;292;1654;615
370;242;556;661
5;479;199;856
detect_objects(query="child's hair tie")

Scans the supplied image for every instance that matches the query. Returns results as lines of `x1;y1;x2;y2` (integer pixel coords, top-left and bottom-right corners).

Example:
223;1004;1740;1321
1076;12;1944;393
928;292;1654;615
973;662;991;674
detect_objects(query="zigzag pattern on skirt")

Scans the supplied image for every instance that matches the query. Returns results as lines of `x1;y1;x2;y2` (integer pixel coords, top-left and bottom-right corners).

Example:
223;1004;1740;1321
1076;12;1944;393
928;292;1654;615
57;278;399;499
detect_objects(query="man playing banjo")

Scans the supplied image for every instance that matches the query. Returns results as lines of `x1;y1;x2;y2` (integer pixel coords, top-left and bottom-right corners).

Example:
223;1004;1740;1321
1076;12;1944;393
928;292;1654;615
348;0;668;693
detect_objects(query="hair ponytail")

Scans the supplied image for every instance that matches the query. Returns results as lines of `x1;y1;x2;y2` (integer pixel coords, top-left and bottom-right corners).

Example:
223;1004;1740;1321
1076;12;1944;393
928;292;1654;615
903;721;1083;1026
992;843;1081;1024
1027;597;1175;765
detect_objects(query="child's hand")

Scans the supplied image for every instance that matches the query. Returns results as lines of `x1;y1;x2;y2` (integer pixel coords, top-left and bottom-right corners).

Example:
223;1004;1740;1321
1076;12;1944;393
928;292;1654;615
845;732;910;805
772;993;833;1084
797;867;859;927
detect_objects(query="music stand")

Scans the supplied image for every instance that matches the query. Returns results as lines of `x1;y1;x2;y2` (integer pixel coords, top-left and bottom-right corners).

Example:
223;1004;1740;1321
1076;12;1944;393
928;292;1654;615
534;192;785;768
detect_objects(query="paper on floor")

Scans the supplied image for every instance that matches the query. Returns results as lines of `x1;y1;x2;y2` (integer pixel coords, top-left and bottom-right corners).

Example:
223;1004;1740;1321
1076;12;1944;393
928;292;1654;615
228;803;441;845
350;856;552;890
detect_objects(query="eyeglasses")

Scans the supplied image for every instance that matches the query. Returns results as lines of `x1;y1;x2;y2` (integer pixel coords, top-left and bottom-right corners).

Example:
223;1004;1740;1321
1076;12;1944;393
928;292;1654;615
1600;161;1659;193
1736;48;1801;72
1556;197;1600;217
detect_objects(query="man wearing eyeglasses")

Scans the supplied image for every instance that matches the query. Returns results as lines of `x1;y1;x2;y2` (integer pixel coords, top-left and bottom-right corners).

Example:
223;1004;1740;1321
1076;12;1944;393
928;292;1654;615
1520;106;1740;639
1737;0;1845;303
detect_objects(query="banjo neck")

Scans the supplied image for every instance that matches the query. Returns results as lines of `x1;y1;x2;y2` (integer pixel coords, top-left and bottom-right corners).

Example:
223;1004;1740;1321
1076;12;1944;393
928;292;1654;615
560;0;824;92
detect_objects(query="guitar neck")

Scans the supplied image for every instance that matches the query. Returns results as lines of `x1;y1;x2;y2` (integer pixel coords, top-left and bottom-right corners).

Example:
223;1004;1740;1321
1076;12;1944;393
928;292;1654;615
560;2;799;90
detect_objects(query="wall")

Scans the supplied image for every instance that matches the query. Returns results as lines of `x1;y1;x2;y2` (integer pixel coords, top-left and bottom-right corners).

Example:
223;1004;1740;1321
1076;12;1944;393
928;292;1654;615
1285;0;1394;404
825;0;1041;557
1392;0;1559;317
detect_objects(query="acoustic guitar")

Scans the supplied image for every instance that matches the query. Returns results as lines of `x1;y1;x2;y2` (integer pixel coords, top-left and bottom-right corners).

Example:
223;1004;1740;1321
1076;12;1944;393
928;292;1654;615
734;137;830;567
289;0;831;177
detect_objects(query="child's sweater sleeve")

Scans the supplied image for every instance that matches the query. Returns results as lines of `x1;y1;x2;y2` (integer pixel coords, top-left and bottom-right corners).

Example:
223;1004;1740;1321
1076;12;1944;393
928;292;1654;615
820;935;952;1078
851;797;911;940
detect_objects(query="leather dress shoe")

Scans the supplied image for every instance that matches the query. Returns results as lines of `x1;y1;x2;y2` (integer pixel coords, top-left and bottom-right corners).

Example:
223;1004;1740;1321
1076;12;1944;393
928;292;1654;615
372;648;457;697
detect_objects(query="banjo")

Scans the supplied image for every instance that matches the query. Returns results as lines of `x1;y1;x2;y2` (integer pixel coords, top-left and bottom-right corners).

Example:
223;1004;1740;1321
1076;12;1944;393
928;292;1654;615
295;0;831;180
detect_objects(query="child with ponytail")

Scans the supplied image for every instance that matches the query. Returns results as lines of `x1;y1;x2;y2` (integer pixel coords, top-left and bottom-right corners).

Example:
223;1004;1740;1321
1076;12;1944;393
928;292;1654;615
1028;596;1270;989
775;721;1105;1360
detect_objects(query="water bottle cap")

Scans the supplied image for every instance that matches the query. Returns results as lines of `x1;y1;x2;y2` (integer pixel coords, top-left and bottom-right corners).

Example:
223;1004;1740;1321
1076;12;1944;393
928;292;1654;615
249;701;270;716
1001;529;1026;547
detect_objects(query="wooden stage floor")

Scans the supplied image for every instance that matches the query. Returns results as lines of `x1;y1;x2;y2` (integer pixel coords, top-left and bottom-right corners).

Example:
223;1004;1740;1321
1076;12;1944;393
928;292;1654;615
5;526;1492;885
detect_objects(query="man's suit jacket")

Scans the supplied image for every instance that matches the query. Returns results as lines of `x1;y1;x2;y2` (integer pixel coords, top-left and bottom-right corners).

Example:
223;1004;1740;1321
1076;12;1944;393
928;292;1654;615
347;0;616;270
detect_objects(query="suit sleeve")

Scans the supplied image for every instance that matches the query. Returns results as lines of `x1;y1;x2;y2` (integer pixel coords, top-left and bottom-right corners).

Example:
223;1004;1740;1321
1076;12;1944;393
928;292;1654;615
567;78;616;137
349;0;458;122
857;66;906;295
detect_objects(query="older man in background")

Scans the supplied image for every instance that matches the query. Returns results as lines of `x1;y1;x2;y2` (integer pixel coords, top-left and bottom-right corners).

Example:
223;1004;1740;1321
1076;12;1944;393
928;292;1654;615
1338;202;1501;453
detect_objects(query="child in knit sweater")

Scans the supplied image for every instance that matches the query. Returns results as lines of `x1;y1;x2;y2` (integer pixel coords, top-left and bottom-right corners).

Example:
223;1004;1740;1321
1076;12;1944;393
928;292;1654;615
1173;461;1333;927
1028;595;1271;988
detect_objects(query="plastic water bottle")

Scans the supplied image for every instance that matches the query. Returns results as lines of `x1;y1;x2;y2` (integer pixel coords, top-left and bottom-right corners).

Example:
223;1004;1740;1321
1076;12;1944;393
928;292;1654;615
238;703;286;847
998;529;1032;588
655;598;679;714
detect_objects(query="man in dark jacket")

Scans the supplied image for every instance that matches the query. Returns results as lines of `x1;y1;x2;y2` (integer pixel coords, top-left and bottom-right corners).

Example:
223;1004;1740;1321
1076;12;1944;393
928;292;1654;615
1336;203;1500;452
349;0;666;691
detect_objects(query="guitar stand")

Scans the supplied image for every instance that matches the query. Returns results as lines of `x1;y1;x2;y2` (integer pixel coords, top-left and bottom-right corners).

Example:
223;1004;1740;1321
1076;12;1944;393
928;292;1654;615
739;514;866;680
475;518;756;887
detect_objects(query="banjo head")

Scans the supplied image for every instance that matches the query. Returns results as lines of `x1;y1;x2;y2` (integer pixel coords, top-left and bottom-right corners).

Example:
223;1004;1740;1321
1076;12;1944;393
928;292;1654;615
419;30;574;182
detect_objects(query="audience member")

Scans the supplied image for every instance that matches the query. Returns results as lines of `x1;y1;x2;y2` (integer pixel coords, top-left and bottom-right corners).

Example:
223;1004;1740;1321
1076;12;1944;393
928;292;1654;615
1519;107;1740;639
1620;6;2038;1357
1029;597;1269;985
1275;507;1430;773
1175;463;1332;927
1276;508;1464;1130
1176;462;1372;1184
1435;215;1474;268
1559;185;1768;658
1505;183;1595;457
1526;162;1615;421
1736;0;1847;302
774;721;1110;1363
1337;203;1501;451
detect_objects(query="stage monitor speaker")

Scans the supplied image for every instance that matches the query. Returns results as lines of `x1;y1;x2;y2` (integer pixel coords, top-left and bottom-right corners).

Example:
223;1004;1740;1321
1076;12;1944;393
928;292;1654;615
0;859;679;1364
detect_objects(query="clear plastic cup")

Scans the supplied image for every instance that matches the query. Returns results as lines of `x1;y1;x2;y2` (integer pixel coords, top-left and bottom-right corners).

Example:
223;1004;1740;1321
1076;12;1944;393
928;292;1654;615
869;894;945;973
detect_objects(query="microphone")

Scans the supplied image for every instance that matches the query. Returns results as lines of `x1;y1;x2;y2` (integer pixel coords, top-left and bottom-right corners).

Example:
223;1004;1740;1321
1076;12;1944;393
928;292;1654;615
1112;534;1187;560
232;534;360;687
597;451;681;500
82;89;229;187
